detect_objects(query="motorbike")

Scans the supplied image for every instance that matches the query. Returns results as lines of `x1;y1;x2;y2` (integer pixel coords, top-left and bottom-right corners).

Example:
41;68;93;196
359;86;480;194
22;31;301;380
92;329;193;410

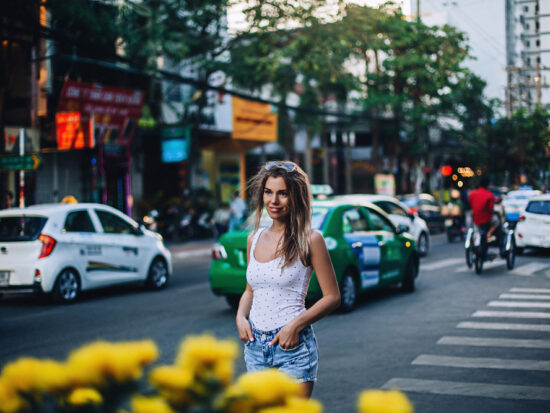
464;219;516;275
179;209;215;241
442;202;465;242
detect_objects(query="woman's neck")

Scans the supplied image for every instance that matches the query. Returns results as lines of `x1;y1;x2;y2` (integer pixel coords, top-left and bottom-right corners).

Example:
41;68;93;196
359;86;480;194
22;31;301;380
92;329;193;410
270;221;286;234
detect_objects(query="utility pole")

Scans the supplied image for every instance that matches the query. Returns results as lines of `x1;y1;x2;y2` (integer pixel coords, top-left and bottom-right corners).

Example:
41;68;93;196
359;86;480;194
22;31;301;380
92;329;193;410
536;60;542;105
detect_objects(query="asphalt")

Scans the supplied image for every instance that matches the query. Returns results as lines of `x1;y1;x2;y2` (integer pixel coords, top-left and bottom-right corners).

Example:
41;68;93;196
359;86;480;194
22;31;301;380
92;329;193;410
165;237;217;255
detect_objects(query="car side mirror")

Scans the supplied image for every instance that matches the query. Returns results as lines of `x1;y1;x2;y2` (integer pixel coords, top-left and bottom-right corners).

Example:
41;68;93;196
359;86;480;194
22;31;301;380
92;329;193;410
134;224;145;236
408;213;415;221
396;224;409;235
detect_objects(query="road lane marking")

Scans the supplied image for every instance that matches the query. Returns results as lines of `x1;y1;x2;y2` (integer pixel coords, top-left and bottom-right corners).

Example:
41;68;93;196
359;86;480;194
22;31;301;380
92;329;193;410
473;310;550;319
488;300;550;308
438;336;550;349
457;321;550;332
382;378;550;401
412;354;550;371
455;261;503;272
511;262;550;276
499;293;550;300
421;258;464;272
173;249;212;259
510;287;550;293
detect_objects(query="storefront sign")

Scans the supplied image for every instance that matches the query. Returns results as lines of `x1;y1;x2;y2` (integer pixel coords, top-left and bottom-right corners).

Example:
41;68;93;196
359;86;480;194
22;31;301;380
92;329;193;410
375;174;396;196
56;112;93;150
232;96;277;142
55;81;145;148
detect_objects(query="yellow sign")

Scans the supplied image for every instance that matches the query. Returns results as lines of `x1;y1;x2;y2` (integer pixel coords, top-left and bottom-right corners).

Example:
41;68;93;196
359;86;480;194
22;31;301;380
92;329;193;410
232;96;277;142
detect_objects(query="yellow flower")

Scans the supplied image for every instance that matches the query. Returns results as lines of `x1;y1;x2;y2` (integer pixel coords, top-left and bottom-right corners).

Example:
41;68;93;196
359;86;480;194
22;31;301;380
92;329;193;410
225;369;300;410
131;396;176;413
1;358;71;394
258;396;323;413
176;335;238;374
0;379;26;413
67;388;103;406
358;390;413;413
67;340;158;386
150;365;193;391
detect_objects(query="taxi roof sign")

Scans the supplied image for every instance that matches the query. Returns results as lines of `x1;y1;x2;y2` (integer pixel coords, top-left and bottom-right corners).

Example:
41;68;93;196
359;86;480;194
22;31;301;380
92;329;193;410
311;184;334;197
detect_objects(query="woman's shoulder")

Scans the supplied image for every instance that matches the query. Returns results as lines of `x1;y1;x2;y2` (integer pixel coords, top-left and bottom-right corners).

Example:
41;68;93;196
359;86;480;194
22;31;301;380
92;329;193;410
309;229;325;246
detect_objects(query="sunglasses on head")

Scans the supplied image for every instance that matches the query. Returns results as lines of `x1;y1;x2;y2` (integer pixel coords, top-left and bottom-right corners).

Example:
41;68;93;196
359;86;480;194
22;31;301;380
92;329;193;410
264;161;297;172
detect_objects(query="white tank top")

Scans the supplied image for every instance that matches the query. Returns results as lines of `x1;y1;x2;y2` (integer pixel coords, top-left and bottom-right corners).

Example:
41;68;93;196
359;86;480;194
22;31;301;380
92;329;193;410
247;228;313;331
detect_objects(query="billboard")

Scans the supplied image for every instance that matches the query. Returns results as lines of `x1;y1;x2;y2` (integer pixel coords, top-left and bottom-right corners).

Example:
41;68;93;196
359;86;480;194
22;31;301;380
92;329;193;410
232;96;277;142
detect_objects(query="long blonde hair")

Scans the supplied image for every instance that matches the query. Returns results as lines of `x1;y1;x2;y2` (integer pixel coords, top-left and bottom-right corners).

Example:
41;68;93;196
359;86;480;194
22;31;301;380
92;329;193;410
248;161;312;268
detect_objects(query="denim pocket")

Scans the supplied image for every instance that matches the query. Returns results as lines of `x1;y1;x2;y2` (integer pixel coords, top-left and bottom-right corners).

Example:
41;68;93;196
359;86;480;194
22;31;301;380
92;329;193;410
280;341;305;352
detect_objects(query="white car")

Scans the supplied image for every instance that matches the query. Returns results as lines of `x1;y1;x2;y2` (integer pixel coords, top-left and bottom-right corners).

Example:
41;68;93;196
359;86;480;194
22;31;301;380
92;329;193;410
515;194;550;253
0;203;172;303
336;194;431;256
502;189;542;221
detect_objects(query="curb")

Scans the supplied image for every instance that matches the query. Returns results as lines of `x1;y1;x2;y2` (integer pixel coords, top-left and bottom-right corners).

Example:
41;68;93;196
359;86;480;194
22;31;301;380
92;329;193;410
167;239;216;259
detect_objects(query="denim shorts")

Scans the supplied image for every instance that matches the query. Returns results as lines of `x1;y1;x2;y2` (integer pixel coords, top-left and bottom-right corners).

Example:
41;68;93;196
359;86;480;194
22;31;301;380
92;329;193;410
244;323;318;383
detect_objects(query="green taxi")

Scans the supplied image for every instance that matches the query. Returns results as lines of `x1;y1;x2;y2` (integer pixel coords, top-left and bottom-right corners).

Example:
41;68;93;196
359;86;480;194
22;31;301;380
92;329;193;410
209;200;419;312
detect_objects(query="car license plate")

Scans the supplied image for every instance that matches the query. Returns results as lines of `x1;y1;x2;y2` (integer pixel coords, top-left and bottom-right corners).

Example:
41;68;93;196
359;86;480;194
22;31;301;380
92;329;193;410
0;271;9;287
445;219;453;227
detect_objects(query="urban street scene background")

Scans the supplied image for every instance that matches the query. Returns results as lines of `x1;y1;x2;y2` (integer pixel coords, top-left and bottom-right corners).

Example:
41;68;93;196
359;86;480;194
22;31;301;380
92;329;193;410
1;0;550;412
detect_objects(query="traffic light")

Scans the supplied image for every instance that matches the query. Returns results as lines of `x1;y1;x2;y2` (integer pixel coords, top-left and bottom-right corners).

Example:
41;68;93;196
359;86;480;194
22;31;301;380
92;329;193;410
441;165;452;177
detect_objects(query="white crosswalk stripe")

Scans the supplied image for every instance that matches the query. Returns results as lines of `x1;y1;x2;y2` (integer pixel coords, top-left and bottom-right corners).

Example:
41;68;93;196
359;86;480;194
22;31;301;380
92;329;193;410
499;293;550;300
412;354;550;371
510;287;550;293
382;286;550;403
437;336;550;349
382;378;550;401
457;321;550;332
473;310;550;319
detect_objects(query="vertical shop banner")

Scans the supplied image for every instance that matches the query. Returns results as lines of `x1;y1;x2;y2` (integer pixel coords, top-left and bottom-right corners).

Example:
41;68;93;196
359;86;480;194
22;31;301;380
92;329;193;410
54;81;145;150
4;127;40;153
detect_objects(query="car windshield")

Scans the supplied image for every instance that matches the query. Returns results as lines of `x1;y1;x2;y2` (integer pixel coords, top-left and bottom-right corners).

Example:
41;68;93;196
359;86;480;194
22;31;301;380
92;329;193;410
0;216;48;242
526;200;550;215
240;207;329;231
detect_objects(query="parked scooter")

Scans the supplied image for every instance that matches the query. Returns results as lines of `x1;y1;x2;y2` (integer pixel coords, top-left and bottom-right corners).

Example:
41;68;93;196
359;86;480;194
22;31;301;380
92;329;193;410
179;208;215;241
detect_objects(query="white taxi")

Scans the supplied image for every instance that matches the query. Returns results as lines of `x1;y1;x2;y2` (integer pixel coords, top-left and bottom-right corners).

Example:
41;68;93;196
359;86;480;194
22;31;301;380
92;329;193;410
0;203;172;303
515;194;550;253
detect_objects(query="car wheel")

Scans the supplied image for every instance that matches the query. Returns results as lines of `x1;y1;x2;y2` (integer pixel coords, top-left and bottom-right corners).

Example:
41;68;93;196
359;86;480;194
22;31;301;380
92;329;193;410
339;270;357;313
225;295;240;310
417;232;429;256
146;258;169;289
52;269;80;303
401;259;416;293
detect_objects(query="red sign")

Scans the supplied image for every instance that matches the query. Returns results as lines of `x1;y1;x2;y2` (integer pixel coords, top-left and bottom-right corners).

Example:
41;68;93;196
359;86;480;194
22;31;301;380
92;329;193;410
56;112;93;150
54;81;145;149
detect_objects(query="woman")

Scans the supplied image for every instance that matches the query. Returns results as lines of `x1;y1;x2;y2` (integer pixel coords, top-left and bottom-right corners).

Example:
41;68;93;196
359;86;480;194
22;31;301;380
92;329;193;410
235;160;341;398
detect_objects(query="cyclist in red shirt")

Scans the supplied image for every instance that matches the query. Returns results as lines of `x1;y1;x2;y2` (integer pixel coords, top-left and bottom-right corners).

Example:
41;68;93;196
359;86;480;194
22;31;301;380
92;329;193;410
468;176;499;241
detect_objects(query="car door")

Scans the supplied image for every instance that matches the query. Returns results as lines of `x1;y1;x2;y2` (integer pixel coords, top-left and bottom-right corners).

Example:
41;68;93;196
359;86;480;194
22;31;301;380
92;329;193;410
90;208;144;284
340;207;382;290
61;209;102;287
363;207;403;285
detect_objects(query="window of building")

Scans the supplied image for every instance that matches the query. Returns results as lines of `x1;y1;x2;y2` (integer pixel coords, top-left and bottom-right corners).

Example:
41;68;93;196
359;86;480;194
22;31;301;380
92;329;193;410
526;40;530;47
523;6;528;12
536;40;540;47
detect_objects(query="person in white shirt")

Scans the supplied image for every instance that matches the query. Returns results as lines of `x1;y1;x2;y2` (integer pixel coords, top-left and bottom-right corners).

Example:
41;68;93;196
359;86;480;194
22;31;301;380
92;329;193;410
229;190;247;231
235;161;340;398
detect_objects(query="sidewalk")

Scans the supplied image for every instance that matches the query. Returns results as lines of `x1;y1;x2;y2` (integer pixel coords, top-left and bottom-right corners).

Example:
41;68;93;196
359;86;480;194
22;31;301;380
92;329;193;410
165;237;216;259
